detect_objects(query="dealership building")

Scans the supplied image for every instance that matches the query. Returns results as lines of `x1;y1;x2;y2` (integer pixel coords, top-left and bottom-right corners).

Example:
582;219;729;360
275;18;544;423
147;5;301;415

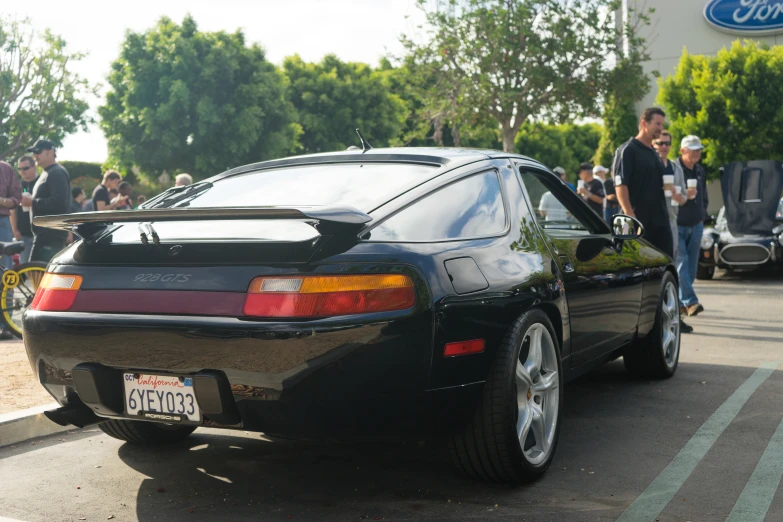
628;0;783;110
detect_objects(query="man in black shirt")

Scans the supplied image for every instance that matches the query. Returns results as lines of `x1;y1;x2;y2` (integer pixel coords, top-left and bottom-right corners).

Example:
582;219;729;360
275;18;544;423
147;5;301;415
92;170;128;211
612;107;673;257
576;163;605;218
11;156;39;264
24;139;71;263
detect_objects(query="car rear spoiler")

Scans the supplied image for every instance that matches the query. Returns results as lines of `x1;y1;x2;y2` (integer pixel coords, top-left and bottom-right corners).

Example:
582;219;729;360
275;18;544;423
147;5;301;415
33;206;373;239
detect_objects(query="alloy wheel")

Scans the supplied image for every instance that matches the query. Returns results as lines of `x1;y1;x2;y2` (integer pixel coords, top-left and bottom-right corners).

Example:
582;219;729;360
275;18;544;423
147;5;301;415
660;281;681;368
515;323;559;466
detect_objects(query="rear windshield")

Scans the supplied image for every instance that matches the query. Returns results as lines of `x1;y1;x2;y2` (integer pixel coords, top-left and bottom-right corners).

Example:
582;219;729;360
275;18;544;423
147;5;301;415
166;163;439;212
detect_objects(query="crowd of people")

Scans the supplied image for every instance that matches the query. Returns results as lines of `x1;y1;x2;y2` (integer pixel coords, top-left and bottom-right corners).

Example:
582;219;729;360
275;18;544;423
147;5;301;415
538;108;708;334
0;140;196;261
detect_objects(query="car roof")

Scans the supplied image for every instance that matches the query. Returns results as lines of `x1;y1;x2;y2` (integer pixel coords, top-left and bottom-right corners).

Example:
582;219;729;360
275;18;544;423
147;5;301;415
207;147;547;183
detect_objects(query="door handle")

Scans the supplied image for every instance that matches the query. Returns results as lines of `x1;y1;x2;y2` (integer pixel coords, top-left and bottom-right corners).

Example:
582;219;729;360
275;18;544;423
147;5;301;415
559;255;574;273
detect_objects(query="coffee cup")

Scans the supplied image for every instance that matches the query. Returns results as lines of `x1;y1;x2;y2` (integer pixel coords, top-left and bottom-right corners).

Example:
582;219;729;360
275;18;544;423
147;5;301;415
672;185;681;206
663;175;674;197
687;179;697;199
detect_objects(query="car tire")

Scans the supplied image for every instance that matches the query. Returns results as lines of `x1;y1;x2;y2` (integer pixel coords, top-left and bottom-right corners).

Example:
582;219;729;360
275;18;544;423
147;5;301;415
99;419;196;444
448;308;563;484
696;264;714;280
623;270;680;379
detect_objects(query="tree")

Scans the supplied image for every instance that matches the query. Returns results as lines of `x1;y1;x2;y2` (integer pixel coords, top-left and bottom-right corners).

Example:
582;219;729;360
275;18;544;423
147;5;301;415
594;4;654;167
515;122;601;179
401;0;624;153
283;55;407;153
100;16;300;181
0;16;94;161
658;41;783;175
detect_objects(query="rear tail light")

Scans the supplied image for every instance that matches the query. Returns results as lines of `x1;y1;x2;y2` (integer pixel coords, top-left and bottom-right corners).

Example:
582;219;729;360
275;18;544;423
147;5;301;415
31;273;83;311
243;274;416;318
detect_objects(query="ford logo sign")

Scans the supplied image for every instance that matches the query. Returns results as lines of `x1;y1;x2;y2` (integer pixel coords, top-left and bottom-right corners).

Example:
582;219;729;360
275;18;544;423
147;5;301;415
705;0;783;34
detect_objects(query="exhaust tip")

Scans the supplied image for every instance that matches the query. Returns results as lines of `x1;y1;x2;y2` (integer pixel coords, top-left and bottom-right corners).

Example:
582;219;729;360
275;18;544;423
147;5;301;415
44;403;102;428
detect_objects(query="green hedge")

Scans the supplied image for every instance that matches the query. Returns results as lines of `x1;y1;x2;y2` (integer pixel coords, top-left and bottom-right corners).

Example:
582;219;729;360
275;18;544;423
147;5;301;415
60;161;102;180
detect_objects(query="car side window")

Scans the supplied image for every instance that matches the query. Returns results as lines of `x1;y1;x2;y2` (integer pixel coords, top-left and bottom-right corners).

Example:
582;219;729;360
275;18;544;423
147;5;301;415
517;169;593;234
365;171;507;242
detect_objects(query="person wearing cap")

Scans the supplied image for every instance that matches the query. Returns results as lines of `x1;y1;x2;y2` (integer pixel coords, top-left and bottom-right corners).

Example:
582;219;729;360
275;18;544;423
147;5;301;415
553;166;576;192
673;135;708;317
612;107;673;257
24;139;71;263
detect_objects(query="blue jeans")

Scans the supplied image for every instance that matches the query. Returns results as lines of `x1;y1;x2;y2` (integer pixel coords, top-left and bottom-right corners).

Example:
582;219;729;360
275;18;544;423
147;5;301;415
677;222;703;307
604;206;620;224
20;235;33;265
0;216;13;269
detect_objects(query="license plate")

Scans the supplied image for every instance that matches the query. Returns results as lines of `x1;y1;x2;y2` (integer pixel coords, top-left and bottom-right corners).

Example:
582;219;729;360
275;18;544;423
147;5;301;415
123;373;201;423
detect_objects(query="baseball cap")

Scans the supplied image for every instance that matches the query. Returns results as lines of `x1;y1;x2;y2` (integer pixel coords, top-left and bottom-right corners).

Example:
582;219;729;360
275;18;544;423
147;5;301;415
26;139;55;154
681;135;704;150
553;166;566;175
593;165;608;175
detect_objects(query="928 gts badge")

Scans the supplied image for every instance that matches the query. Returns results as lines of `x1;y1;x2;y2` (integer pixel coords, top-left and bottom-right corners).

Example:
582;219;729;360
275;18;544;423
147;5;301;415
2;270;19;288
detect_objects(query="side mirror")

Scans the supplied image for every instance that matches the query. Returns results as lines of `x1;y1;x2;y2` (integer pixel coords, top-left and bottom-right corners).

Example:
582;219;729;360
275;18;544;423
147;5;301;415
612;214;645;241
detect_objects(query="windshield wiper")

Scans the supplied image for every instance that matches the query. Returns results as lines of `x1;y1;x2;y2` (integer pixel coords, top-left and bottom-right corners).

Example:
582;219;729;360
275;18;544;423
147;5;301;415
146;181;213;209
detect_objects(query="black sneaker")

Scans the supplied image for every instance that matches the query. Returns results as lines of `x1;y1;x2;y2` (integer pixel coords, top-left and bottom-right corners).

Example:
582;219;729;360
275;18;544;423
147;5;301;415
680;320;693;334
0;329;15;340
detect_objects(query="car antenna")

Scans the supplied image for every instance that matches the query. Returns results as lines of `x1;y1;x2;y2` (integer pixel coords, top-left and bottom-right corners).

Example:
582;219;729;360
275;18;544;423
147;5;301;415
355;128;372;152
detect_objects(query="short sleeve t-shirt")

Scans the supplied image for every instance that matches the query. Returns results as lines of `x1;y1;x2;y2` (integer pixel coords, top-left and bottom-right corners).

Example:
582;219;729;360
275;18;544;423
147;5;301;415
538;191;568;221
613;138;668;227
92;184;111;209
582;178;605;216
603;177;618;208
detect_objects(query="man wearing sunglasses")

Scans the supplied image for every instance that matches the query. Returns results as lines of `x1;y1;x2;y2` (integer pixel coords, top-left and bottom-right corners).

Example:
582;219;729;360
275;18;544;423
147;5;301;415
24;139;71;264
653;131;691;333
12;156;40;264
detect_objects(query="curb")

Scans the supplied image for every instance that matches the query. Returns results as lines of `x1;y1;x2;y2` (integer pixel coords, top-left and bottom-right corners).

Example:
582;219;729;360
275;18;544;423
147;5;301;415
0;403;71;447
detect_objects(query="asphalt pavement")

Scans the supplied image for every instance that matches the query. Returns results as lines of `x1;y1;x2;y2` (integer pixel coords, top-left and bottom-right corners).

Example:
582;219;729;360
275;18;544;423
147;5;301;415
0;270;781;522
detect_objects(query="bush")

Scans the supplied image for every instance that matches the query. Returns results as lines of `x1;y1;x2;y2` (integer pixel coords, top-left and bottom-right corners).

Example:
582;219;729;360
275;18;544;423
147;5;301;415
72;176;101;197
60;161;102;180
658;41;783;176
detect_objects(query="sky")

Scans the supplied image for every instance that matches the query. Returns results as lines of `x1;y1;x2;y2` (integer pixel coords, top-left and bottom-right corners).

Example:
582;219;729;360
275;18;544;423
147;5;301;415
7;0;427;163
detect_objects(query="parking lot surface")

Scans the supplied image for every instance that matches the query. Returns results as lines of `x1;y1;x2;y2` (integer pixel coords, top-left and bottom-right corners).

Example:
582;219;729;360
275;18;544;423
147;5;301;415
0;271;781;522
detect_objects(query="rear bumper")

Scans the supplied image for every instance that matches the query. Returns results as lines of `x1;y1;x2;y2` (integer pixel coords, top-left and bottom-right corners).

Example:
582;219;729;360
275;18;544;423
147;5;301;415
23;310;482;439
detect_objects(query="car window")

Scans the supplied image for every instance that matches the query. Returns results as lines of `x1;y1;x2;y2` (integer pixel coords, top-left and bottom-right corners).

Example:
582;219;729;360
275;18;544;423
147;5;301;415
164;163;439;213
517;169;592;234
365;171;507;242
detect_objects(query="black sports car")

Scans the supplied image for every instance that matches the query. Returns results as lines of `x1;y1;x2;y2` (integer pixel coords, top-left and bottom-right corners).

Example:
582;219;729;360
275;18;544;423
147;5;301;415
697;160;783;279
24;148;679;484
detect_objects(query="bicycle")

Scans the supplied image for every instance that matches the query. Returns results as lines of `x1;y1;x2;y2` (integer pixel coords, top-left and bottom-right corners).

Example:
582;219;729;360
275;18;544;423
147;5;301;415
0;241;47;339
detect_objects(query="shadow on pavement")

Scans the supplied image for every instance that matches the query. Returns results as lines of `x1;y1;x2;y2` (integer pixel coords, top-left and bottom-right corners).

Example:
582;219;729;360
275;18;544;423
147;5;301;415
112;359;769;522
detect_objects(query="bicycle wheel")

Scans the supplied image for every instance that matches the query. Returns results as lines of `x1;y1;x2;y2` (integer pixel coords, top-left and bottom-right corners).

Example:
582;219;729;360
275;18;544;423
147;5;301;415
1;262;47;338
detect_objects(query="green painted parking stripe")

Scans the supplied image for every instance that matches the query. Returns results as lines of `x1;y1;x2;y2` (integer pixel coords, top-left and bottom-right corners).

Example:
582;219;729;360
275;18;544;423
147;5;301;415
616;361;780;522
725;414;783;522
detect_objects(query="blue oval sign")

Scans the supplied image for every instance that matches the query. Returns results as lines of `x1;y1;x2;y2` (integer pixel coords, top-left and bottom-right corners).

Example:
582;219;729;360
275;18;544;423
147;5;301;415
705;0;783;34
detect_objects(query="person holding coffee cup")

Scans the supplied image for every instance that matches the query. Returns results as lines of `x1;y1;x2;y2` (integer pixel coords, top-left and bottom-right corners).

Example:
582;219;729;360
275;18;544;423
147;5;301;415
575;163;605;218
654;131;692;333
673;135;709;318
